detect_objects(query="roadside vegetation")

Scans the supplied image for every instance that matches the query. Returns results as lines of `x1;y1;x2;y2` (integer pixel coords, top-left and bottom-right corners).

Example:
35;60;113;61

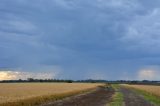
108;84;124;106
122;84;160;106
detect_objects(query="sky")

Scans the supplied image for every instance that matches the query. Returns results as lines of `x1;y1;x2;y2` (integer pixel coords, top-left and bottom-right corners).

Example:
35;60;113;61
0;0;160;80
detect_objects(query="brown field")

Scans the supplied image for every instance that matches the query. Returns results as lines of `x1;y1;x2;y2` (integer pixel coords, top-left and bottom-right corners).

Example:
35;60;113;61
121;84;160;97
0;83;104;106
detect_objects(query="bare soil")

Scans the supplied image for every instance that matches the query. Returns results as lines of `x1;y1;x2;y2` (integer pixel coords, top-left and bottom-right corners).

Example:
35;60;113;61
40;86;114;106
120;87;156;106
40;86;157;106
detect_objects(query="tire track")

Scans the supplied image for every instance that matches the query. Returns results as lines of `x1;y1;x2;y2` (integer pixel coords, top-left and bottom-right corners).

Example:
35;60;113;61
120;87;155;106
40;86;114;106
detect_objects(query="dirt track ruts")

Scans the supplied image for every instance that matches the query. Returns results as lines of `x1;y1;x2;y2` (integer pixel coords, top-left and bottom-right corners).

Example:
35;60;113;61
40;86;114;106
120;87;155;106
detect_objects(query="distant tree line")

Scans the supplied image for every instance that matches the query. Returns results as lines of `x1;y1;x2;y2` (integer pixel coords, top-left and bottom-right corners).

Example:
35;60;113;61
0;78;74;83
0;78;160;85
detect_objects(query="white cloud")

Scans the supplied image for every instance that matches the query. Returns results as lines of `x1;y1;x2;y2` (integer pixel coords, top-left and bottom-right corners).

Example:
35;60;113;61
0;71;58;80
138;69;160;80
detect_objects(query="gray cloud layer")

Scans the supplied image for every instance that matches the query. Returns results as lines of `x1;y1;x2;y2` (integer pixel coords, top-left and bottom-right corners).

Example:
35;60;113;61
0;0;160;80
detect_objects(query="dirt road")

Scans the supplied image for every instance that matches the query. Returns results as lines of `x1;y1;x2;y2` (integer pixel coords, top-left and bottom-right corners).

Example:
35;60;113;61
40;86;157;106
120;87;155;106
40;86;114;106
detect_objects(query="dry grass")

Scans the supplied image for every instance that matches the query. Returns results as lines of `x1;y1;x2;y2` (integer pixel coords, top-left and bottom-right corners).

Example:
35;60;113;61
0;83;103;106
122;84;160;97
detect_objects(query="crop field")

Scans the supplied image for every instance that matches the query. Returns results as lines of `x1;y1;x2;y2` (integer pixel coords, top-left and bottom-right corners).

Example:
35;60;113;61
122;84;160;97
0;83;103;106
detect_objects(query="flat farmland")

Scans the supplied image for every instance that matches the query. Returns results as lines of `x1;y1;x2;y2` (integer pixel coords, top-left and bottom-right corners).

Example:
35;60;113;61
122;84;160;97
0;83;104;106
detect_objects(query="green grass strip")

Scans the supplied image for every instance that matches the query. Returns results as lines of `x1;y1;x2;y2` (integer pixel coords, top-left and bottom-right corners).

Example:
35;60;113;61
108;84;124;106
132;88;160;106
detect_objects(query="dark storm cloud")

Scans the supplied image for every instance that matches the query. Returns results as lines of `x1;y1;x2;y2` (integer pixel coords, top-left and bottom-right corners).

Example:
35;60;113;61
0;0;160;80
